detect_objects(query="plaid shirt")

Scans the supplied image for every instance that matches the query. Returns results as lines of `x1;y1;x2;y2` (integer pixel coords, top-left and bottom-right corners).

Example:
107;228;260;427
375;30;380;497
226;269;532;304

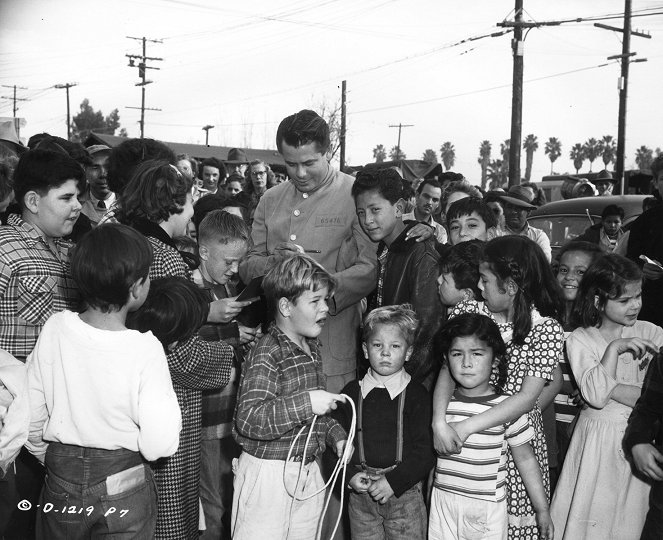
0;215;79;360
233;323;346;460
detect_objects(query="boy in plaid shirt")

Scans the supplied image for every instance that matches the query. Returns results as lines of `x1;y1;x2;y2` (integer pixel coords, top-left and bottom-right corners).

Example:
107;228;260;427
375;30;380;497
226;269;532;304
232;254;348;540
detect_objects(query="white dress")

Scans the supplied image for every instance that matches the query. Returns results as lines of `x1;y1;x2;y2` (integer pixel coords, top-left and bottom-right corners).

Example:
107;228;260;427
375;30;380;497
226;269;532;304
550;321;663;540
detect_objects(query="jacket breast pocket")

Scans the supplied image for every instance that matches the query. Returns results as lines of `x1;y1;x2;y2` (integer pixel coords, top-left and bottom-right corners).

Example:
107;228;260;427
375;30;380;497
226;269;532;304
17;275;57;325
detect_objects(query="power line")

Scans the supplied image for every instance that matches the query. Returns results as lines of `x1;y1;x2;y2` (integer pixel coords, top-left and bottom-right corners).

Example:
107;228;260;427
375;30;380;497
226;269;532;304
54;83;77;140
125;36;163;139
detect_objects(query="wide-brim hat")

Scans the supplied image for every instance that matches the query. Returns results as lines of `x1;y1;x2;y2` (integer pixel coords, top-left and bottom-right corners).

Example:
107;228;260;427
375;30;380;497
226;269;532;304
499;185;537;209
594;170;614;184
0;119;27;154
225;148;249;164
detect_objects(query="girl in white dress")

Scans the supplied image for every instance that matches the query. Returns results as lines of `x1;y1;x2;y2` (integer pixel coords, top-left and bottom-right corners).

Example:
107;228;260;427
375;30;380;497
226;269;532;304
551;254;663;539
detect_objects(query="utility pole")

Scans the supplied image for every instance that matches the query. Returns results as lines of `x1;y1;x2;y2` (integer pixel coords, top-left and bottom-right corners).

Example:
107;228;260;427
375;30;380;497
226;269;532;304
202;125;214;146
126;36;162;139
340;80;347;171
54;82;77;140
596;0;650;193
1;85;28;137
389;123;414;158
508;0;524;187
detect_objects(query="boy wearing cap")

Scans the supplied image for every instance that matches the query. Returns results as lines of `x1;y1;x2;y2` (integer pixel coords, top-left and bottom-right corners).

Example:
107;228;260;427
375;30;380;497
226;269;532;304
497;185;552;261
81;144;114;225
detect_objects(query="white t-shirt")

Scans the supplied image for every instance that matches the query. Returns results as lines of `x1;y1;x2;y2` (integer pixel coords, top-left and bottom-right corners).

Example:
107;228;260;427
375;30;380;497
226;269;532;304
26;310;181;462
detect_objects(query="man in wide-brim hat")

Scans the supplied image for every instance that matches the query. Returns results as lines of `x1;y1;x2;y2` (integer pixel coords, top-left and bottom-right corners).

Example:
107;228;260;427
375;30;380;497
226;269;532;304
224;148;249;177
594;170;614;196
496;184;552;261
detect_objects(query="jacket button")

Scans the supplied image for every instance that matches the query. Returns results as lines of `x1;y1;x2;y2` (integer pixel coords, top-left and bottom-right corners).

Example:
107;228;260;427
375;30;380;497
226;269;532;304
290;234;297;241
294;209;300;217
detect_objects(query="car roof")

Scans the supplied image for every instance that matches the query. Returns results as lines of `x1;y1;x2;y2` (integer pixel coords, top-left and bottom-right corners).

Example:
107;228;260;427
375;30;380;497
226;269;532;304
529;195;648;220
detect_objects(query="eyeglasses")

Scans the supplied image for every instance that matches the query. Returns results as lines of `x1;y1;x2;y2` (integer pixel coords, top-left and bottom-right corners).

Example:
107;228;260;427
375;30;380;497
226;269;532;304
252;171;267;177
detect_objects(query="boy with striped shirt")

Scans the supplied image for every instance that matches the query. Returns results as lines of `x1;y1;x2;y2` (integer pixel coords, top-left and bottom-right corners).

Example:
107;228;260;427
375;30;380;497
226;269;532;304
430;313;553;540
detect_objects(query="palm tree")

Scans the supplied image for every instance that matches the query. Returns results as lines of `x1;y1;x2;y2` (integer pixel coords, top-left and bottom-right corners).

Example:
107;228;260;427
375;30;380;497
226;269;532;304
582;138;600;172
499;139;510;180
389;146;406;161
522;134;539;182
477;140;492;190
599;135;616;168
487;159;506;189
372;144;387;163
635;146;654;171
422;149;438;164
570;143;586;174
544;137;562;174
439;142;455;171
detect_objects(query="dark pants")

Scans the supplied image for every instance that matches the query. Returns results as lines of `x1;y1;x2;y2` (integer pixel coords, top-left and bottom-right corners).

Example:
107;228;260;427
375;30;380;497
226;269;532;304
641;481;663;540
3;447;45;540
37;443;156;540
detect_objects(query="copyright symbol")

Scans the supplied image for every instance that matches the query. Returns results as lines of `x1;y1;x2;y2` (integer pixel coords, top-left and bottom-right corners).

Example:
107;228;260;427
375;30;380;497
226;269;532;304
17;499;32;511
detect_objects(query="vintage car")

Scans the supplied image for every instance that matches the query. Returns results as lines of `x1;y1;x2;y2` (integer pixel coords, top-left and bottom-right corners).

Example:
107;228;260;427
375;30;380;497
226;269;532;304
527;195;649;258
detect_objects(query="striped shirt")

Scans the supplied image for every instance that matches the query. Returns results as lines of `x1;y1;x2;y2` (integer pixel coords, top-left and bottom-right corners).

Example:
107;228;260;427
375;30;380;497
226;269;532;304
434;391;533;502
554;334;580;423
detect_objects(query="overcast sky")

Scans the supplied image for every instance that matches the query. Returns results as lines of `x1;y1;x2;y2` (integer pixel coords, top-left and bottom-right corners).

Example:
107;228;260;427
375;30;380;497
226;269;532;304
1;0;662;183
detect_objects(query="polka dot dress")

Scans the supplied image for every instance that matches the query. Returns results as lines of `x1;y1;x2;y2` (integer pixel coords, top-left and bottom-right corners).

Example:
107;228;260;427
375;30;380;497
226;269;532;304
450;301;564;539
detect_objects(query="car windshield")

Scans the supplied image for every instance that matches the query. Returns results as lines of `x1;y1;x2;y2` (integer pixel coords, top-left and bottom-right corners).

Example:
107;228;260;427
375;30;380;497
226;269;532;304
528;215;597;249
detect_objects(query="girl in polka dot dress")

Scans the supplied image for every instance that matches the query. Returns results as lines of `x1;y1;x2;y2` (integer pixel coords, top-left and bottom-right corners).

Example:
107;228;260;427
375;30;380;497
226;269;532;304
550;254;663;540
432;236;564;539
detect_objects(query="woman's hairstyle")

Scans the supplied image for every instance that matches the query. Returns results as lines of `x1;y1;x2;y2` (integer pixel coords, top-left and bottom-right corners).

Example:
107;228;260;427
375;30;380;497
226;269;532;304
557;240;604;265
127;276;209;347
117;159;193;225
441;180;481;212
434;313;508;394
107;138;176;194
262;254;336;317
362;304;419;346
483;236;564;344
570;253;642;329
71;223;152;313
245;159;268;195
439;239;484;299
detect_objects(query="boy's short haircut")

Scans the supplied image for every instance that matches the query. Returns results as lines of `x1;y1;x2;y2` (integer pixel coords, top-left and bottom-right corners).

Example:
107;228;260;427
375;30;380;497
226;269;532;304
362;304;419;346
434;312;508;393
446;196;497;229
198;209;250;246
439;239;484;299
351;168;403;204
201;157;227;177
417;178;442;194
262;254;336;317
118;159;193;225
276;109;330;154
0;160;14;200
601;204;624;220
13;149;85;208
71;223;153;313
127;276;210;347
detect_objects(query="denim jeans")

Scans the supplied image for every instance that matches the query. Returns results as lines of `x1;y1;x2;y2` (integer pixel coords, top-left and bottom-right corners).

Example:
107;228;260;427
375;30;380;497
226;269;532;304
36;443;157;540
199;436;240;540
348;482;427;540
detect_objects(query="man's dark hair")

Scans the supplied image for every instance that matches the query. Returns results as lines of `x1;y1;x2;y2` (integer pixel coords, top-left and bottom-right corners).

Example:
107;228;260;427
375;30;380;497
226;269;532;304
193;193;247;231
446;196;497;229
351;168;403;204
401;179;415;201
13;149;85;209
201;157;227;178
0;160;14;201
601;204;624;220
127;277;210;347
71;223;152;313
417;178;442;194
107;138;176;195
276;109;330;154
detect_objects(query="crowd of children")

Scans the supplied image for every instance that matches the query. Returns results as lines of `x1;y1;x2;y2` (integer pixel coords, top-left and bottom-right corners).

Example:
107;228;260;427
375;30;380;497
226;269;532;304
0;114;662;540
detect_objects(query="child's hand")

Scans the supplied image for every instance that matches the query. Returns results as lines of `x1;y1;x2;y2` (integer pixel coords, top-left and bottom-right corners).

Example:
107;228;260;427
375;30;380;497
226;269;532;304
631;443;663;481
238;324;259;345
209;297;256;323
608;337;659;358
367;475;394;504
433;420;463;455
308;390;344;415
405;223;434;243
536;510;554;540
335;440;353;464
348;472;372;493
449;420;470;444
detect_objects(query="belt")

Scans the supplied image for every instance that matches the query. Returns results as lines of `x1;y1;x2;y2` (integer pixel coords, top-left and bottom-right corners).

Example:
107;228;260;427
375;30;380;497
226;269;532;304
290;454;316;465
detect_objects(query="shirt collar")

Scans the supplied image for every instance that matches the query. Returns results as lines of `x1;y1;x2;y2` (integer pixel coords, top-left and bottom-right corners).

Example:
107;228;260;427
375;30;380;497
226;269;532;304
88;189;116;206
359;368;410;399
268;321;321;358
7;213;70;250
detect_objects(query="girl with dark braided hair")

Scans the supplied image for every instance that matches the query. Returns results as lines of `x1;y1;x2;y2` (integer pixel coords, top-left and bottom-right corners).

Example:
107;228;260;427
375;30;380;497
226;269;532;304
432;235;565;539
